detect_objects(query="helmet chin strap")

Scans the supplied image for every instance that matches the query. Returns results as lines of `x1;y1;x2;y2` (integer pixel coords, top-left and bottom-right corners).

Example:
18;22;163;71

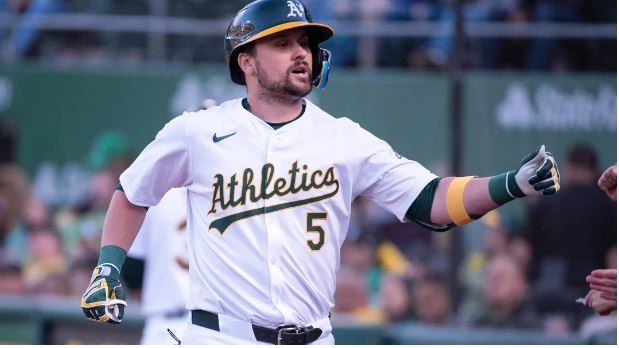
312;48;331;90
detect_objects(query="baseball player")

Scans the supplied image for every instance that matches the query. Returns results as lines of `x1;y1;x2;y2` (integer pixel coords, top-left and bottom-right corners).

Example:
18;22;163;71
127;187;189;344
80;0;561;344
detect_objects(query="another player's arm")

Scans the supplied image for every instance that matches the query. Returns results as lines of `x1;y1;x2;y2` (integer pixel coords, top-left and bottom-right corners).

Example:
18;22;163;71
408;145;560;229
81;112;190;324
598;164;617;202
81;189;147;324
584;289;617;316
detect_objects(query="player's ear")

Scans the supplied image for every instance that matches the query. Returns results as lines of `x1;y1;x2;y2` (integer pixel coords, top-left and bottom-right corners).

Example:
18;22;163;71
237;50;256;78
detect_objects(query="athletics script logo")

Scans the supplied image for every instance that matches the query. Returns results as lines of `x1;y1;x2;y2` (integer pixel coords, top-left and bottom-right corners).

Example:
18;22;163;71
208;161;339;233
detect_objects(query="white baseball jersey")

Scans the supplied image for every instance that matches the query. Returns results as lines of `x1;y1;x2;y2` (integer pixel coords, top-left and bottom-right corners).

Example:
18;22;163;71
120;98;436;329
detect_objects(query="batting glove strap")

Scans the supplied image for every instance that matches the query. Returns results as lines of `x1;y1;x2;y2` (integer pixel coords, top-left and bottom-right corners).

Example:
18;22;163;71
90;264;120;280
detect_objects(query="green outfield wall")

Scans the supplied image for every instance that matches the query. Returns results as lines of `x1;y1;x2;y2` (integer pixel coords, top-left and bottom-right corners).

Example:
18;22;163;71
1;64;614;173
0;64;615;222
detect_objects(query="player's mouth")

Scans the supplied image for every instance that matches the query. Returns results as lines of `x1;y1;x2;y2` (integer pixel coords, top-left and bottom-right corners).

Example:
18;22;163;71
290;65;310;79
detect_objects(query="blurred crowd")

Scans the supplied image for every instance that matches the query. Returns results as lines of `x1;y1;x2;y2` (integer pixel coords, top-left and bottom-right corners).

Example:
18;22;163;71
0;0;615;71
0;119;615;341
333;144;615;336
0;130;131;299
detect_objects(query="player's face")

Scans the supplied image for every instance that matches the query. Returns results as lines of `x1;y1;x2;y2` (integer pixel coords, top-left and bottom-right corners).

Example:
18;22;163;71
253;29;313;99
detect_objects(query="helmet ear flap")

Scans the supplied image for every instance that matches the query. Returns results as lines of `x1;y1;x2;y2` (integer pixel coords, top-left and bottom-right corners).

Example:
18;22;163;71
312;48;331;90
230;51;246;85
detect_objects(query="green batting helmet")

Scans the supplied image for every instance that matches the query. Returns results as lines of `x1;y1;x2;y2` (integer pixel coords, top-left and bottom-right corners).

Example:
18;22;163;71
224;0;334;89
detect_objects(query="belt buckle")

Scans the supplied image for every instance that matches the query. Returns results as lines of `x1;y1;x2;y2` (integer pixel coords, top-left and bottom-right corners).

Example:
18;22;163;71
277;325;304;345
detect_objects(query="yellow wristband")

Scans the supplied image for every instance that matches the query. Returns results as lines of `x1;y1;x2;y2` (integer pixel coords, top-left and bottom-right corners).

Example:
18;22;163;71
446;176;474;226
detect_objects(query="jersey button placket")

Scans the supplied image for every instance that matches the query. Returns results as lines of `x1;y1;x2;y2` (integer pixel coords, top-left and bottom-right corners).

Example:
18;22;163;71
265;134;286;315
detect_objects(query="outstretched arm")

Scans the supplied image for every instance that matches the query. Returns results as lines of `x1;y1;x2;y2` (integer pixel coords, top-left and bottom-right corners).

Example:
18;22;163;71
428;146;560;226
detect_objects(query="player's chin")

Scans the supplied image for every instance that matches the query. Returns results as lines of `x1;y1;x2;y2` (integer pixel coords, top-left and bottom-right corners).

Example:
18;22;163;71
285;79;312;97
289;74;310;86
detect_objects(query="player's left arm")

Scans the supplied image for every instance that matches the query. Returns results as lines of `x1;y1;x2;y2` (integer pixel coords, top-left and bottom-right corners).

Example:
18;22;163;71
408;145;560;228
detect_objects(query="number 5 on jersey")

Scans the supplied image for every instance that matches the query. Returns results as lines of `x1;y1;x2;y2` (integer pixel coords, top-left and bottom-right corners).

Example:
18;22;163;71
306;212;327;251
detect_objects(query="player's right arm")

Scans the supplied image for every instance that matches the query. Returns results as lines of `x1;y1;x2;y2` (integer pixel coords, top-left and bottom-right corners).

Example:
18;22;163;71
81;113;192;324
101;190;148;250
81;190;147;323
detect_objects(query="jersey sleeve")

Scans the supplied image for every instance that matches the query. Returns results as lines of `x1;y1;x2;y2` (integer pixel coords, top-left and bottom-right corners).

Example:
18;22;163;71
120;113;192;207
352;124;437;222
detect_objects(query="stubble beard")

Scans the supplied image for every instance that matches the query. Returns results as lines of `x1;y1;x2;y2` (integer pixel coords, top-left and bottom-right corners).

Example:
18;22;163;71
256;61;312;103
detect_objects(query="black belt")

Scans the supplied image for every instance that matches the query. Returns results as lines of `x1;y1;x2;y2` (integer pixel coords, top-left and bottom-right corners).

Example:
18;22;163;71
191;310;322;345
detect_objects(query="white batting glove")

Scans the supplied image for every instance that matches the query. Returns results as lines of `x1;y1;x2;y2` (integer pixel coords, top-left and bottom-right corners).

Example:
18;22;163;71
513;145;561;196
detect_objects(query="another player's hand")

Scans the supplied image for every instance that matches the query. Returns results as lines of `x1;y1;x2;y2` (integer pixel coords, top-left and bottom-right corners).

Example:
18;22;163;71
586;269;617;301
584;289;617;316
513;145;560;196
598;165;617;202
80;264;127;324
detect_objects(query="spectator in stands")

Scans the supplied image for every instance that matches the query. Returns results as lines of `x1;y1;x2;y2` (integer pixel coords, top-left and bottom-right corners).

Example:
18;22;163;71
0;254;24;295
383;0;446;69
0;163;31;266
525;0;585;71
1;0;67;59
59;130;132;258
470;254;541;329
459;212;509;319
380;274;413;322
333;266;383;324
23;193;50;232
340;238;384;304
86;130;133;181
524;144;616;328
405;0;523;70
344;210;431;306
66;253;98;298
579;0;617;71
340;239;376;273
303;0;358;67
411;273;452;325
23;226;67;296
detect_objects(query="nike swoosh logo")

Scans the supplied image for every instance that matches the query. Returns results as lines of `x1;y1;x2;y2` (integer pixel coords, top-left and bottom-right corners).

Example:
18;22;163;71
213;132;236;143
